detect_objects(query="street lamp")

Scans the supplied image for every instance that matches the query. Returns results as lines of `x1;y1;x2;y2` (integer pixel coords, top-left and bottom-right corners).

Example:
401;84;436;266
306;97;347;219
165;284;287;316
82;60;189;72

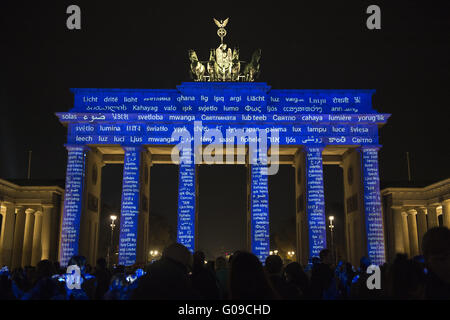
328;215;335;264
149;249;160;262
108;215;117;267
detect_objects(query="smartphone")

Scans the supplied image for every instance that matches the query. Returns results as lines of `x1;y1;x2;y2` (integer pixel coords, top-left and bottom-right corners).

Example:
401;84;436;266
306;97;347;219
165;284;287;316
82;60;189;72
126;274;137;283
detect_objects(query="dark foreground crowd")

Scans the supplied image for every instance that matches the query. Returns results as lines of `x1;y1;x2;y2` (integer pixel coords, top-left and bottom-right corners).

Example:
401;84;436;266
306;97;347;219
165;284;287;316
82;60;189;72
0;226;449;300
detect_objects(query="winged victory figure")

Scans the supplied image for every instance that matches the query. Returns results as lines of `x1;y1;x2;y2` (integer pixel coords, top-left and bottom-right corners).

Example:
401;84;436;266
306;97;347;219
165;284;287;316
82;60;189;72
213;18;229;28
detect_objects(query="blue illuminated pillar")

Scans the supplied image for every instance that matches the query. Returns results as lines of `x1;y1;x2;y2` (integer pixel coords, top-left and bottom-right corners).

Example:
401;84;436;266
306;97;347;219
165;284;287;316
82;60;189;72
360;146;386;265
249;149;270;263
305;146;327;259
176;149;196;252
118;146;142;266
59;145;88;267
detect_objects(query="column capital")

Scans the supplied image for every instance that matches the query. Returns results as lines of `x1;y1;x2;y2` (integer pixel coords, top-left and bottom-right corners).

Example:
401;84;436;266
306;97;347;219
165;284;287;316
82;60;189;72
14;206;24;214
34;210;43;217
24;208;35;215
401;211;409;217
390;205;404;210
442;199;450;205
41;204;54;209
415;206;427;214
406;208;417;215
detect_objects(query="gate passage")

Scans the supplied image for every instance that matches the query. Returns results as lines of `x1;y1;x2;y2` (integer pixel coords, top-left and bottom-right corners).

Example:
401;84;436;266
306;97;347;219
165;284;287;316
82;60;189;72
56;82;390;267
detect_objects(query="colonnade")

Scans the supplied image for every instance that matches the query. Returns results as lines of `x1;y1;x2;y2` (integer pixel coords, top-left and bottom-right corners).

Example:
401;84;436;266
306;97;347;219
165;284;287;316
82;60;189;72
0;203;57;268
390;202;450;257
58;144;386;267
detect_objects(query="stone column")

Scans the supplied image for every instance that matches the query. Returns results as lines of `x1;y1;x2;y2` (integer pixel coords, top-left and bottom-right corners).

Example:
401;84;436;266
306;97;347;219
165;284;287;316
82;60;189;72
293;148;308;265
40;205;54;261
0;202;16;267
248;158;270;262
176;147;197;253
21;208;35;267
359;146;386;265
246;155;252;252
137;151;151;264
391;206;405;255
80;148;103;265
194;164;200;252
59;145;89;267
401;211;411;257
304;146;326;259
407;209;419;257
118;146;142;266
341;148;365;267
11;206;25;268
415;207;428;254
427;205;439;229
31;211;43;265
441;200;450;229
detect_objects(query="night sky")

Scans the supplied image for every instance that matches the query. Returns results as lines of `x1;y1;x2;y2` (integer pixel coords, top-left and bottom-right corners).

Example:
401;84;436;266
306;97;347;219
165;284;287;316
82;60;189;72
2;1;450;257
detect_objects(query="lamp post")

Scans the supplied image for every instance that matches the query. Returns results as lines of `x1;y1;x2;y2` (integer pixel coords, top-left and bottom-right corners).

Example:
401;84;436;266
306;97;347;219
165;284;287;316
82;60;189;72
149;249;159;262
328;215;335;264
287;251;295;260
109;215;117;267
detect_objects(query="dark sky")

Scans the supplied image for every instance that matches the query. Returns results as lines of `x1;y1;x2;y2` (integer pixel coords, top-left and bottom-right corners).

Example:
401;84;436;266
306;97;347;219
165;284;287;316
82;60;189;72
2;1;450;256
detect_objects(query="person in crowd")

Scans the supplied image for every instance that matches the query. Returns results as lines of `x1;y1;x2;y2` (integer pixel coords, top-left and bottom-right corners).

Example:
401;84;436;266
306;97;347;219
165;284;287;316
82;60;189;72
265;254;299;299
388;253;426;299
422;226;450;299
103;273;130;300
335;261;355;299
190;251;220;299
66;255;97;300
20;259;65;300
53;261;63;275
131;242;199;300
350;256;384;299
0;267;15;300
112;265;125;275
93;257;111;299
304;257;320;280
310;249;337;299
10;267;31;299
284;262;310;299
228;251;279;300
215;256;229;299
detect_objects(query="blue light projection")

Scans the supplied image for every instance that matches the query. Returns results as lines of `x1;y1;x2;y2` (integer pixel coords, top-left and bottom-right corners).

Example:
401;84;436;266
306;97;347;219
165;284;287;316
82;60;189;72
176;151;196;252
56;82;390;264
305;147;327;258
59;145;87;267
361;147;386;265
250;159;270;262
118;146;141;266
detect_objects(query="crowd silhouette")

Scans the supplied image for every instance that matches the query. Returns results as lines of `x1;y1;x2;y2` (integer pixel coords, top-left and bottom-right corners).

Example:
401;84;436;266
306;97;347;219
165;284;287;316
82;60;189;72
0;227;449;300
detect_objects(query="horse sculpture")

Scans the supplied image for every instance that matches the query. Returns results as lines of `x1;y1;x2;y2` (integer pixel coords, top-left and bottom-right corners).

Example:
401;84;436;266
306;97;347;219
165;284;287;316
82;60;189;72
243;48;262;82
207;49;216;81
231;47;240;81
188;50;205;81
188;47;261;82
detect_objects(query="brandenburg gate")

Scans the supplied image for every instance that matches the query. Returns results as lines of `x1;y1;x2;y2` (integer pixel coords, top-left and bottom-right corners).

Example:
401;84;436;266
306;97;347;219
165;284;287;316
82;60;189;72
55;20;390;267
